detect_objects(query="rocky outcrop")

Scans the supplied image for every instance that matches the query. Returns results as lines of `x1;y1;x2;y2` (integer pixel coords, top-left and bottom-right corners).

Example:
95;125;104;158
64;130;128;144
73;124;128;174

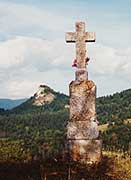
33;85;55;106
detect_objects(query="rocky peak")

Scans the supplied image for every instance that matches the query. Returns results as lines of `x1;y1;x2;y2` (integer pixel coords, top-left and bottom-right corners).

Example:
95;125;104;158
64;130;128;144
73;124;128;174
33;85;55;106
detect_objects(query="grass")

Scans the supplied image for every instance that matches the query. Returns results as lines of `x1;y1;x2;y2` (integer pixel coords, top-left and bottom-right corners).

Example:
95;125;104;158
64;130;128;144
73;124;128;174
124;118;131;124
40;150;131;180
102;150;131;180
98;123;109;132
99;118;131;132
0;150;130;180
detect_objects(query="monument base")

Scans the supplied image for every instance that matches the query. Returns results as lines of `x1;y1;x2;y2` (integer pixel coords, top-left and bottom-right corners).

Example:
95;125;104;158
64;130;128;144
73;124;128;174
68;139;102;164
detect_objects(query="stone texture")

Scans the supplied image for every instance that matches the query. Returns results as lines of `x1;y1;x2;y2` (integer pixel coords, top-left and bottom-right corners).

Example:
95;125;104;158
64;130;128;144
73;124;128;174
67;120;99;140
68;139;102;164
33;85;55;106
66;22;95;69
75;69;88;81
67;75;102;164
69;79;96;121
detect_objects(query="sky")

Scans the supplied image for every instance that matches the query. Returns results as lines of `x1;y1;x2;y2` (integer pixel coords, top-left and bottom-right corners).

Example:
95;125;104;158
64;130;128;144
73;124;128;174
0;0;131;99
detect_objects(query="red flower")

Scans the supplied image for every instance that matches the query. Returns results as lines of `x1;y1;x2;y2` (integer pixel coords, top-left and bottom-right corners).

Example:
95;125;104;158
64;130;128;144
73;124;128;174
72;59;77;67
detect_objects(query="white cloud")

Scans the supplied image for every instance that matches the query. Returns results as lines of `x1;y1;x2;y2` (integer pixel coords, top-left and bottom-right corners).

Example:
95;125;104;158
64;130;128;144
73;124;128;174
7;80;40;98
88;44;131;96
0;1;130;98
0;2;72;39
0;36;74;98
0;35;130;98
88;44;131;77
0;36;74;70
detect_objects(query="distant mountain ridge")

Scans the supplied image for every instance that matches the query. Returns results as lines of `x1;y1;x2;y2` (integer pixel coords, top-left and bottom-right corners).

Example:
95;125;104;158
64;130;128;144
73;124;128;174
7;85;131;125
10;84;69;114
0;98;27;110
0;85;131;125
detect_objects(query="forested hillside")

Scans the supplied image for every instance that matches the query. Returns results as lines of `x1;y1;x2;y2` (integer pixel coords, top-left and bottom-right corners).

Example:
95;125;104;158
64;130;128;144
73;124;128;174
9;85;69;114
97;89;131;124
0;87;130;161
2;87;131;125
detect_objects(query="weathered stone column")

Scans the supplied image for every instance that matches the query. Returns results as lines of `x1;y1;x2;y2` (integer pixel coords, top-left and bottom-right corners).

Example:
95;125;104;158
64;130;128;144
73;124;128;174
66;22;102;164
67;69;102;164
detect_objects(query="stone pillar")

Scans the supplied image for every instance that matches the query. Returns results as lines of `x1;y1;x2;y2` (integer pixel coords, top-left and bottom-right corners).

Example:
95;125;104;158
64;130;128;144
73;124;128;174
67;69;102;164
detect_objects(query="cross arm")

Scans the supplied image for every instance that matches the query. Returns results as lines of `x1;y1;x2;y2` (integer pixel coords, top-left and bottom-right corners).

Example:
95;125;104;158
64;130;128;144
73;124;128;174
85;32;96;42
66;32;76;43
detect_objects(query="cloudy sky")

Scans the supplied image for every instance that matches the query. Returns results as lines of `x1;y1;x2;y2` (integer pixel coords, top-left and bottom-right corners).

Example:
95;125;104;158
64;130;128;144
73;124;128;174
0;0;131;99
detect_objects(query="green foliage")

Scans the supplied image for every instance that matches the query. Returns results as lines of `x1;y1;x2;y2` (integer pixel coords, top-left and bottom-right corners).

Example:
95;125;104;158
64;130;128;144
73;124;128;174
0;138;30;162
0;108;68;160
97;89;131;124
44;93;69;111
0;88;130;161
102;123;131;151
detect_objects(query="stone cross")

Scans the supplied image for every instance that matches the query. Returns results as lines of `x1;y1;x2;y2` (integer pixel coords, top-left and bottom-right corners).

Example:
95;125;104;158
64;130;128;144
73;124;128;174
66;21;102;164
66;22;95;68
